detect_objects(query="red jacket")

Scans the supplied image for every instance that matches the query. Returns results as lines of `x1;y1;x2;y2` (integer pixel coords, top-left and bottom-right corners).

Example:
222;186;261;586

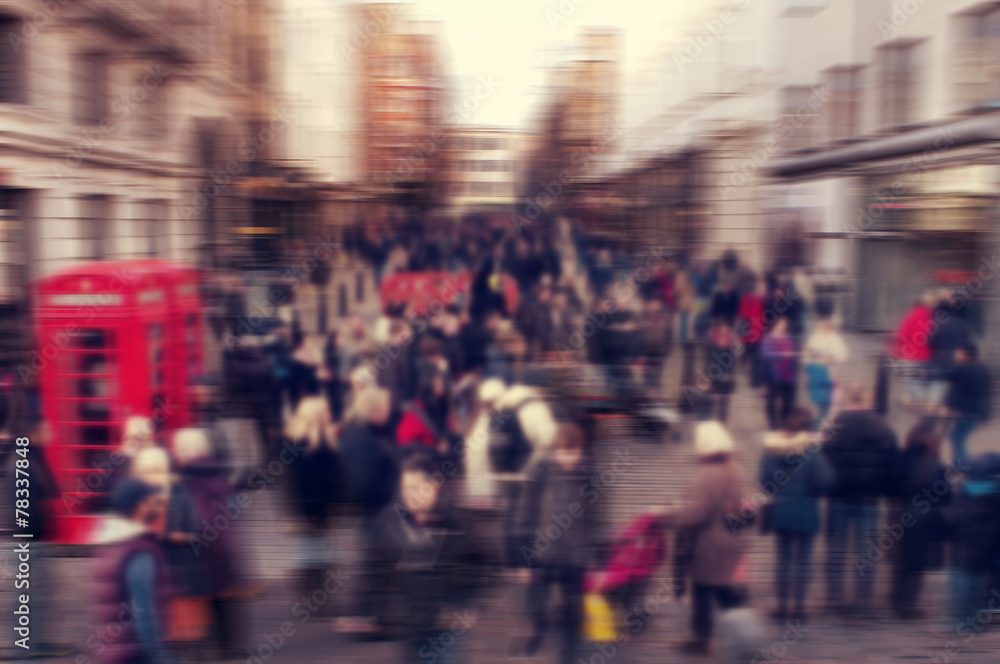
396;402;439;448
738;294;767;346
896;305;933;361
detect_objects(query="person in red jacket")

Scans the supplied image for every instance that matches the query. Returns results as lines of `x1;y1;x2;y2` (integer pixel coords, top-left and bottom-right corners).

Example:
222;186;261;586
895;292;937;408
738;277;768;389
396;363;451;456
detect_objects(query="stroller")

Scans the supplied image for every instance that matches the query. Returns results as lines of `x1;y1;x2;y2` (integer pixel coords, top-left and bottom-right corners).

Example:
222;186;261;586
586;513;669;622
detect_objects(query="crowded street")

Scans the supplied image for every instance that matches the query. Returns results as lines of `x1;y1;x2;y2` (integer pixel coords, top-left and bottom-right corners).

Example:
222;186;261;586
3;1;1000;663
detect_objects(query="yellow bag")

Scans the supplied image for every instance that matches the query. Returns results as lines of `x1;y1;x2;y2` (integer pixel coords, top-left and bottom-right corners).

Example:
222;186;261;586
584;592;617;643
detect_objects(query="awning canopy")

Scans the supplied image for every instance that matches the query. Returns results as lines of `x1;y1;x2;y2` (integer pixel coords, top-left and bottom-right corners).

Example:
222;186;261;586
767;113;1000;178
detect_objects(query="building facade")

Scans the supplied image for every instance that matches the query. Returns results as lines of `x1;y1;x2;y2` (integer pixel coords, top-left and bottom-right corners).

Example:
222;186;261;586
443;126;524;214
594;0;1000;336
0;0;292;289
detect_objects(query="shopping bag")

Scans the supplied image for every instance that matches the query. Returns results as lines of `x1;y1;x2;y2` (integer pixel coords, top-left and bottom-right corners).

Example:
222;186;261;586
583;593;617;643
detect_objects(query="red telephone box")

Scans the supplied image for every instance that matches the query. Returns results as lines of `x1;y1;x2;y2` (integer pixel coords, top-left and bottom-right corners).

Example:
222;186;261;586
33;259;204;542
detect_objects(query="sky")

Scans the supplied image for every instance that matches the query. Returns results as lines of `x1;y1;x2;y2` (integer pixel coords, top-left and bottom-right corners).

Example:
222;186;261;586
399;0;695;130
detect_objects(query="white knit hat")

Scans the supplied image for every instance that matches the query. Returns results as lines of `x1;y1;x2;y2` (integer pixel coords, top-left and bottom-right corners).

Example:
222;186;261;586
478;378;506;405
172;428;212;466
694;421;735;458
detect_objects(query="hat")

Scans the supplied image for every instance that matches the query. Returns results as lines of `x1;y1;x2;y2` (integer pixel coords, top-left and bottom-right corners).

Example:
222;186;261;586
478;378;506;405
694;421;735;458
112;478;162;518
173;428;213;465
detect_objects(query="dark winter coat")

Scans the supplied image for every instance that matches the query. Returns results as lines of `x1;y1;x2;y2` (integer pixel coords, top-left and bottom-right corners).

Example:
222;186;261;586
945;363;992;421
339;420;400;518
944;453;1000;572
759;431;834;535
178;457;239;594
516;457;595;570
822;410;898;504
289;440;345;527
368;504;491;641
889;447;950;572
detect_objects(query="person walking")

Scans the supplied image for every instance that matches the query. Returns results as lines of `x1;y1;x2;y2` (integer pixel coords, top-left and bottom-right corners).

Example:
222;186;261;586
761;317;799;431
888;419;951;619
820;384;898;618
515;423;593;664
336;386;400;638
92;479;173;664
942;341;991;469
705;317;737;421
894;292;937;408
802;315;849;429
658;421;748;655
759;408;834;623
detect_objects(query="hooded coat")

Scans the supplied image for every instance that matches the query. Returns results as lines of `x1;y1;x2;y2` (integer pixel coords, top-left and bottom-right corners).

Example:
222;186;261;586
759;431;834;535
665;457;747;586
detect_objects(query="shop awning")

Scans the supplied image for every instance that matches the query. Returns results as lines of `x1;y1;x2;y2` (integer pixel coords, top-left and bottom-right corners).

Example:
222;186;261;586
767;113;1000;178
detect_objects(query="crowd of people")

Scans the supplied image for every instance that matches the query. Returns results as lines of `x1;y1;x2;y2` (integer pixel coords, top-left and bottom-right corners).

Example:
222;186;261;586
2;214;999;664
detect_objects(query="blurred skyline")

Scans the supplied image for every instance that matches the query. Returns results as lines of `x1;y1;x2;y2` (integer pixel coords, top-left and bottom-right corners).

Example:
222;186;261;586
345;0;688;128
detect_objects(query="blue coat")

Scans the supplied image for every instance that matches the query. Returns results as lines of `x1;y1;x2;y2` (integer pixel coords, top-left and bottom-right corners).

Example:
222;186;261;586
759;431;834;535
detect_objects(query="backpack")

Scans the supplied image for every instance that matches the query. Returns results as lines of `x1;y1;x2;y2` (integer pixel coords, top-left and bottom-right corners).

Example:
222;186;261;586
488;400;536;474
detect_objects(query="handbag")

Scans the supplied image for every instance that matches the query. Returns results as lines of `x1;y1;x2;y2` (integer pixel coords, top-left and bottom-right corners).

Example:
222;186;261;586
584;593;617;643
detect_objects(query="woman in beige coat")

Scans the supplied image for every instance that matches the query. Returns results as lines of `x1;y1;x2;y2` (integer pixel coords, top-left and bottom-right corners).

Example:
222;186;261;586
659;421;748;655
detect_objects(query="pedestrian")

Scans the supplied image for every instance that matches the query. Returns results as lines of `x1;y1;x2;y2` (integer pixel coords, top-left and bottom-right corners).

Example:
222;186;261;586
92;478;172;664
738;276;768;390
171;428;244;658
759;408;834;623
161;442;210;662
820;383;898;617
709;279;740;328
943;452;1000;629
1;418;63;656
894;292;937;408
336;386;400;638
888;418;950;619
802;315;849;428
396;362;452;457
458;379;507;563
928;290;971;405
490;384;559;569
285;397;344;584
640;296;673;396
369;448;490;664
514;423;593;664
657;421;748;655
942;341;991;469
761;317;799;431
705;317;737;421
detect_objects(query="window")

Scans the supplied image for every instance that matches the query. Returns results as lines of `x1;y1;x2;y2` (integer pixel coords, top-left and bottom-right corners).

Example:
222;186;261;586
878;41;923;129
74;53;109;126
0;14;25;104
781;86;821;150
955;6;1000;110
79;195;110;260
140;200;168;256
136;75;169;141
825;66;863;141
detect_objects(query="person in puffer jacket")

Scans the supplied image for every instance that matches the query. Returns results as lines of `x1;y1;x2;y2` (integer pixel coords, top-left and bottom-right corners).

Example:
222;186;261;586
92;479;173;664
820;383;898;616
759;408;834;623
944;452;1000;627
